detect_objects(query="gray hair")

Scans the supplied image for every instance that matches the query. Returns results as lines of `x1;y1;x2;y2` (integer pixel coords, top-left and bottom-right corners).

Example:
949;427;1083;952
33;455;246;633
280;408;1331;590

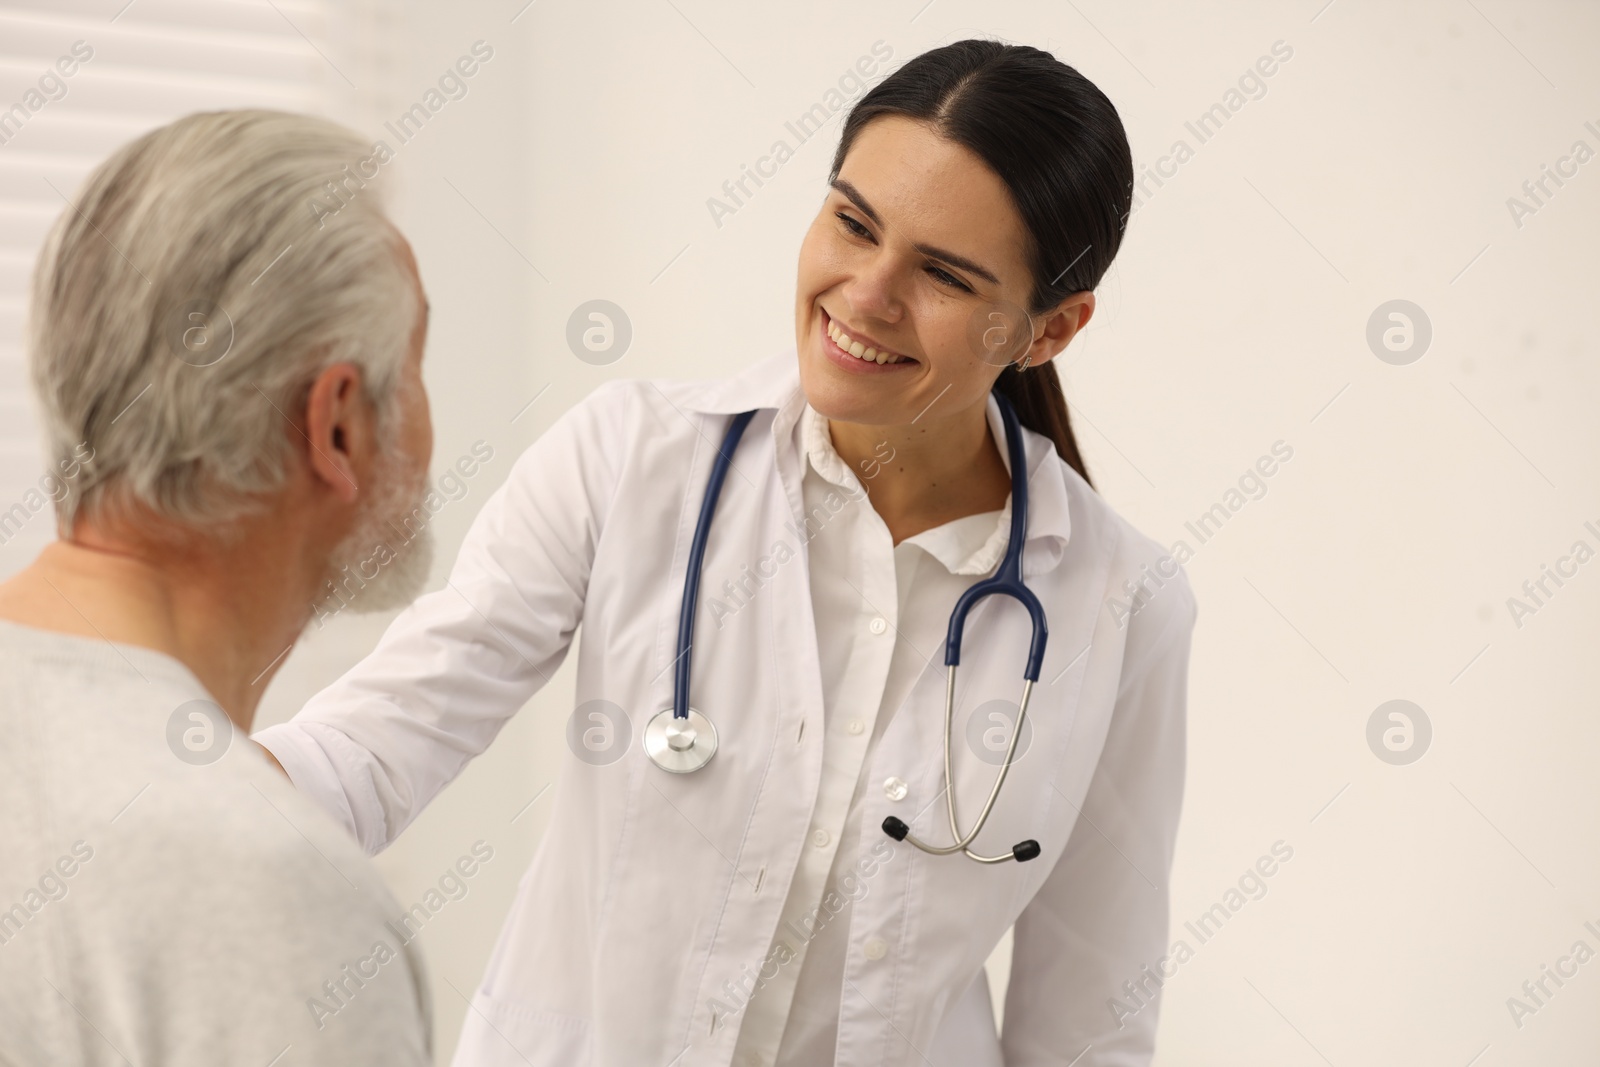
28;108;417;532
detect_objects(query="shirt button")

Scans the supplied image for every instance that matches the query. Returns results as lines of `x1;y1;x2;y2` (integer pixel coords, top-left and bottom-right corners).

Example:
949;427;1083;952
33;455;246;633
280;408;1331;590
863;937;888;960
847;719;864;735
883;776;908;801
812;828;830;848
868;616;888;635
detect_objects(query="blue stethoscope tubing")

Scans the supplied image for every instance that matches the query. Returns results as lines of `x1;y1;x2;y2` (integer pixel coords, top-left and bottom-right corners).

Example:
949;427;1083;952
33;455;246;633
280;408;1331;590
640;409;757;775
641;390;1046;864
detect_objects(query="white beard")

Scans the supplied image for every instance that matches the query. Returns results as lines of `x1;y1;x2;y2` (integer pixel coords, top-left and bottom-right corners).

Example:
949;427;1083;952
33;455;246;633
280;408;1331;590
312;426;435;621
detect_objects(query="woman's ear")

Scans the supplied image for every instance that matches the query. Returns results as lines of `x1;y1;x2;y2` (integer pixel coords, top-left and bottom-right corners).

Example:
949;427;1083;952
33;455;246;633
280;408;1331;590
302;361;372;505
1028;291;1096;367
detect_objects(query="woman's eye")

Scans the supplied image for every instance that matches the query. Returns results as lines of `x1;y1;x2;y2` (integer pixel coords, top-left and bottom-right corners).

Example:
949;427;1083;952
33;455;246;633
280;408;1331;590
927;265;971;292
833;210;970;292
836;212;870;238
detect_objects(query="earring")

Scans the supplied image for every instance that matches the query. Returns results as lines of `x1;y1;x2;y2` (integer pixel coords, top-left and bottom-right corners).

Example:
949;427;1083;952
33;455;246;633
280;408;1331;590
1017;354;1032;372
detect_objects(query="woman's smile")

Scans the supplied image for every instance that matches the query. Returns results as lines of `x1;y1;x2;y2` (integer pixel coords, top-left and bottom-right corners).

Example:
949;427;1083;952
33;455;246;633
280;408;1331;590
818;308;919;375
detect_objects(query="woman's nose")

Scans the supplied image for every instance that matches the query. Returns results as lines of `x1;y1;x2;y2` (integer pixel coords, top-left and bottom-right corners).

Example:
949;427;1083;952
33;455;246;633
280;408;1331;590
842;251;904;324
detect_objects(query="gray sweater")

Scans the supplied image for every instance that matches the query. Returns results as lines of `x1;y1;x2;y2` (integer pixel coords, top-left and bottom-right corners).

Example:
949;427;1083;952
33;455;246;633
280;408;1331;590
0;619;432;1066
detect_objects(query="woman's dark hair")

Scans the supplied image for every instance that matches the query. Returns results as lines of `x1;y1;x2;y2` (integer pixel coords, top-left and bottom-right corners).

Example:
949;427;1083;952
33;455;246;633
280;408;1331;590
829;39;1135;490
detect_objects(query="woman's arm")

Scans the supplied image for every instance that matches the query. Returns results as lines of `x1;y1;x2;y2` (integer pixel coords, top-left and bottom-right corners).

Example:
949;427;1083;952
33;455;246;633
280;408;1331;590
252;381;629;854
1000;570;1197;1066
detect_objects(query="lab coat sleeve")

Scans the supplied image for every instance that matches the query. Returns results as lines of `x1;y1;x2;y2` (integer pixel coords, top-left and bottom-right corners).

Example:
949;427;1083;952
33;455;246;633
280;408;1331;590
253;380;630;855
999;569;1197;1066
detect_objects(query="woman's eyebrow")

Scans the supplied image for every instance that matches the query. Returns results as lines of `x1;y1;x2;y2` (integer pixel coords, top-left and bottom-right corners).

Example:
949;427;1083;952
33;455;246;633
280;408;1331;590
830;178;1001;286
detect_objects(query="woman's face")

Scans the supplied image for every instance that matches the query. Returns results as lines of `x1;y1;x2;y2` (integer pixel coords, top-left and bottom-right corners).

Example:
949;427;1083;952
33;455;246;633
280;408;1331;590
793;114;1083;428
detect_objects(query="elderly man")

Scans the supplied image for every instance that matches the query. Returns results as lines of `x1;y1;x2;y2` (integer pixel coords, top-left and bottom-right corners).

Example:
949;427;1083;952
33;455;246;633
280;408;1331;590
0;110;435;1064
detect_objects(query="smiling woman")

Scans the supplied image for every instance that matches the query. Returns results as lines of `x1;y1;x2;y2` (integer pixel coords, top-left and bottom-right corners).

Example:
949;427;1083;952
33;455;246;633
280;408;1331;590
794;38;1133;542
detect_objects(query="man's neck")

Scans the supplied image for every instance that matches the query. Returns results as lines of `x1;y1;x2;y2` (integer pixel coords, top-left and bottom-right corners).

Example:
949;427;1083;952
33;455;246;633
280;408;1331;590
0;526;317;733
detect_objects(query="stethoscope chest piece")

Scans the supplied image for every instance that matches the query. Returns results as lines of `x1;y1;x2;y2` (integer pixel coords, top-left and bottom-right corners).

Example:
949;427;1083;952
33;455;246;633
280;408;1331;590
644;707;719;773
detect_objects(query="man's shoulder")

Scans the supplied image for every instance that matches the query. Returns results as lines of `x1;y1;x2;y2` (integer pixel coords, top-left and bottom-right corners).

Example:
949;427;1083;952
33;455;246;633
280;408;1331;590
123;744;399;909
0;624;403;972
0;639;432;1064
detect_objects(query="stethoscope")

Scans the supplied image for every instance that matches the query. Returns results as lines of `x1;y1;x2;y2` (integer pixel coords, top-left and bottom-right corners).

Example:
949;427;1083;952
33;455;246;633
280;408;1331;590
643;388;1048;864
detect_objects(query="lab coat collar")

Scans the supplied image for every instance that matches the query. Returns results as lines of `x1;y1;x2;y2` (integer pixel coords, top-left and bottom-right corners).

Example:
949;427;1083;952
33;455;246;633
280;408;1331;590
681;350;1074;578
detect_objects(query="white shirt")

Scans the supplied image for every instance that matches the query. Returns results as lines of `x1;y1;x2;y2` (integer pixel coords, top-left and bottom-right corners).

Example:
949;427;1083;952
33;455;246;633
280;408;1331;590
255;350;1198;1067
730;400;1011;1066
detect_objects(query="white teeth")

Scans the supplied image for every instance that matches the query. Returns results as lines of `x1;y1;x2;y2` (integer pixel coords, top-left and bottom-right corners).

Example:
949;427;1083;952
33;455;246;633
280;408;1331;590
828;316;908;364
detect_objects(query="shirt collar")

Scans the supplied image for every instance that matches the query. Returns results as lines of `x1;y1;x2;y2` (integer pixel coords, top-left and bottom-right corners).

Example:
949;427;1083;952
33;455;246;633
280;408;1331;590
679;350;1074;578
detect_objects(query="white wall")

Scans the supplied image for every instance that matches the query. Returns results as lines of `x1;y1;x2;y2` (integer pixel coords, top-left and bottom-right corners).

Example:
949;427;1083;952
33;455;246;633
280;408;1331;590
6;0;1596;1063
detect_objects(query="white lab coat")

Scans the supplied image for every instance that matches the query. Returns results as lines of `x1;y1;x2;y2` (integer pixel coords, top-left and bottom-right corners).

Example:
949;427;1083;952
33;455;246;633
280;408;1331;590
255;349;1198;1067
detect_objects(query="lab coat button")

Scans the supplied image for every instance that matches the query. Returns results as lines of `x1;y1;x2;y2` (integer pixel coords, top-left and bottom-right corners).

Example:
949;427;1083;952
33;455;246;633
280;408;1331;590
868;616;888;634
812;828;830;848
847;719;864;735
863;937;888;960
883;776;907;801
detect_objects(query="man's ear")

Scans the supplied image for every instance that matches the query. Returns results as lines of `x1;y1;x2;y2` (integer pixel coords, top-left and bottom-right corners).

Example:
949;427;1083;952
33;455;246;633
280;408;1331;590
302;362;371;505
1027;291;1096;368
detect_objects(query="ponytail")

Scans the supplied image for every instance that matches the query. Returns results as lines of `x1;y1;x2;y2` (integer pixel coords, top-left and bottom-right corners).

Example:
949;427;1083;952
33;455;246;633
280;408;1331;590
991;362;1092;489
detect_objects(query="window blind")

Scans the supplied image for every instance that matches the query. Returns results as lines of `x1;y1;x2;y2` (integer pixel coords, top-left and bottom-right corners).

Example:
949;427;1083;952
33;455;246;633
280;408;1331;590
0;0;336;562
